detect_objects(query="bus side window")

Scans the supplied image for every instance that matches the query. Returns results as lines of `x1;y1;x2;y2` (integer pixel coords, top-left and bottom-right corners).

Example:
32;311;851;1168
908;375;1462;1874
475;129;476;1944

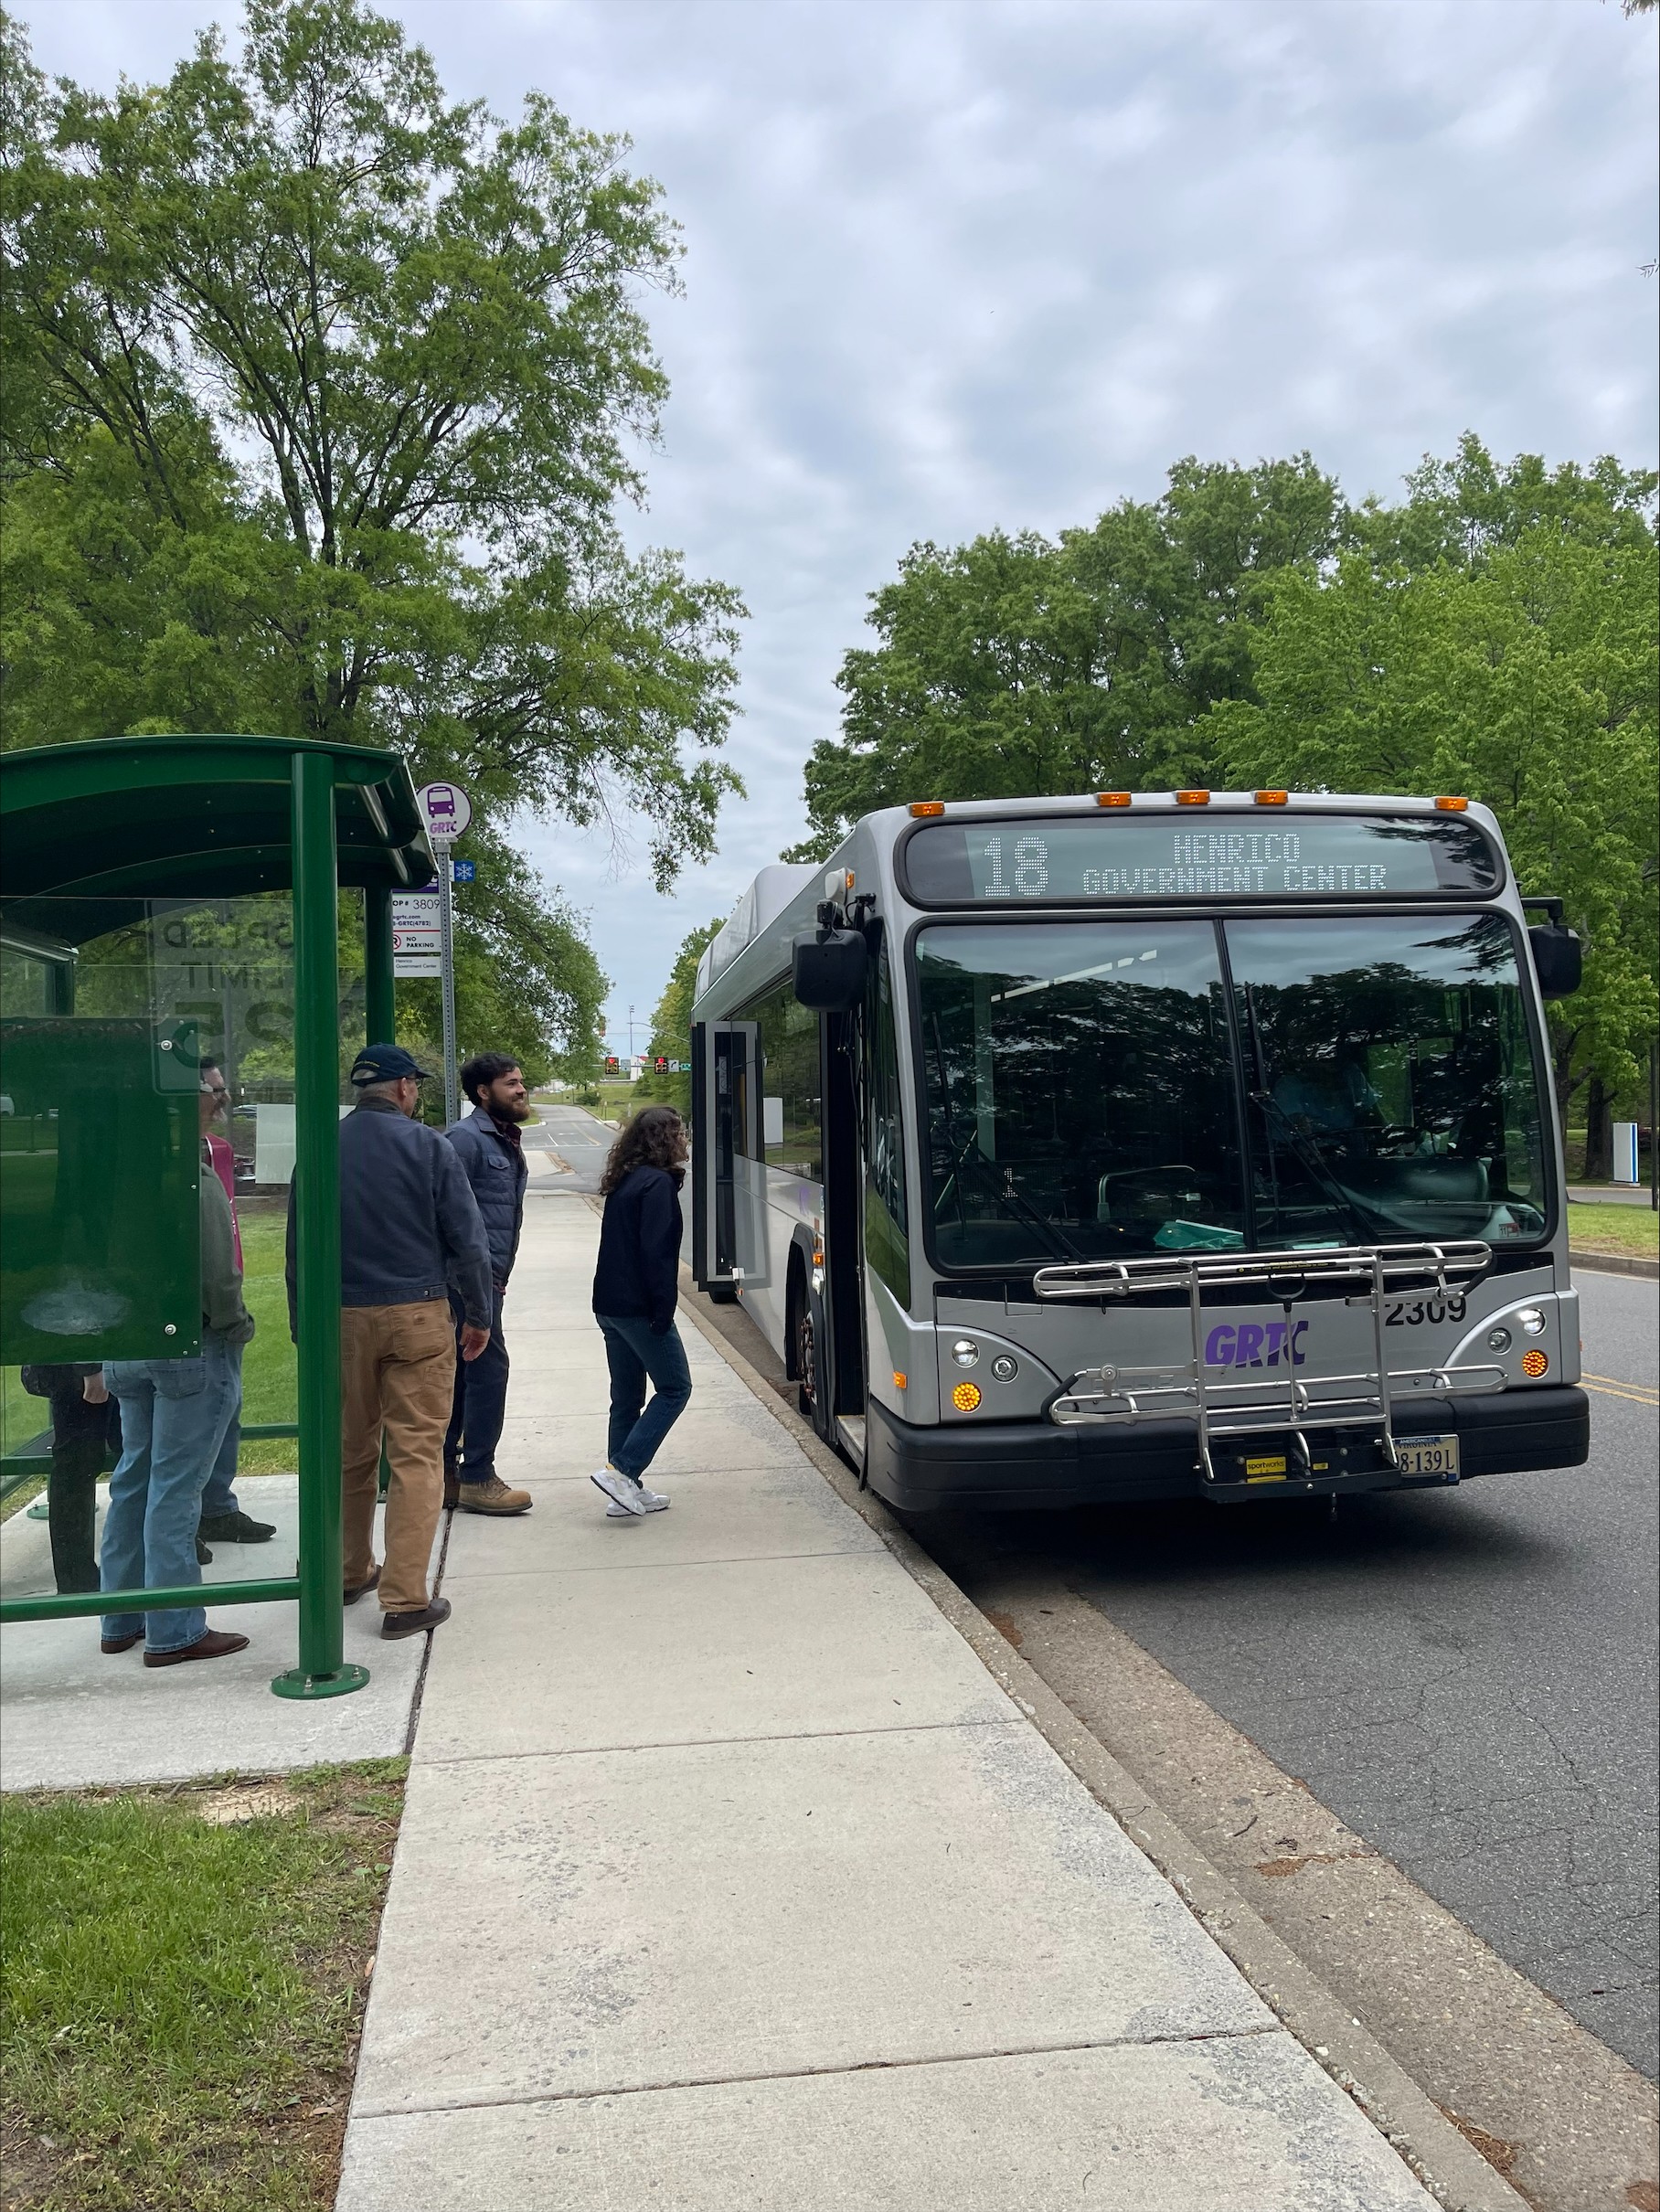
865;941;910;1305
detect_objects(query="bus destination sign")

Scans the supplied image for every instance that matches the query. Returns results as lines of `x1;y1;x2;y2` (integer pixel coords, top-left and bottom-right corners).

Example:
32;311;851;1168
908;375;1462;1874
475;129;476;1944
902;813;1499;906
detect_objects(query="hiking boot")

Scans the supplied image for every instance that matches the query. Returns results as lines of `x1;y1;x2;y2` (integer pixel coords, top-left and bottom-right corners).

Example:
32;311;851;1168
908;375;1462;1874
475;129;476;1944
381;1597;452;1640
198;1510;276;1544
195;1536;213;1565
344;1564;380;1605
144;1629;250;1668
457;1474;532;1515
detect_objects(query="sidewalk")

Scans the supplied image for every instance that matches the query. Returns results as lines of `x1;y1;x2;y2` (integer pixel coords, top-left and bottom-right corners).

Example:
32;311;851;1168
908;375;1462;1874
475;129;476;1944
336;1188;1441;2210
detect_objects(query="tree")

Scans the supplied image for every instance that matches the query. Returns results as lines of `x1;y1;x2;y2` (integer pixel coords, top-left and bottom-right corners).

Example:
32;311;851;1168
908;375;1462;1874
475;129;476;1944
1;0;744;1068
1209;525;1659;1138
634;917;724;1113
784;455;1345;859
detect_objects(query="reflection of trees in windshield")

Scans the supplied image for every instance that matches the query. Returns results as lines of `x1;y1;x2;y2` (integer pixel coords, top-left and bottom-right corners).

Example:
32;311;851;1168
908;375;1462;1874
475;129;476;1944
917;925;1243;1267
1230;914;1546;1245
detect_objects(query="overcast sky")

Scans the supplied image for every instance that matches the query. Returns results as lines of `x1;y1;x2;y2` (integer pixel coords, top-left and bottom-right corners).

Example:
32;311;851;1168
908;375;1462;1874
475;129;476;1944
28;0;1660;1053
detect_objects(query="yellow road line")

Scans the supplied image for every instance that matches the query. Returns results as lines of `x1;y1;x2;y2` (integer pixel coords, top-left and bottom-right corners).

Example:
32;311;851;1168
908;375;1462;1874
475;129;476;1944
1581;1377;1660;1407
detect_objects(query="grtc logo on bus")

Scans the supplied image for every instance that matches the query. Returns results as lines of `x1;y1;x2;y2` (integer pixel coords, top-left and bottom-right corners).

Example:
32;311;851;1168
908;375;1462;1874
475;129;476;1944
1204;1320;1308;1369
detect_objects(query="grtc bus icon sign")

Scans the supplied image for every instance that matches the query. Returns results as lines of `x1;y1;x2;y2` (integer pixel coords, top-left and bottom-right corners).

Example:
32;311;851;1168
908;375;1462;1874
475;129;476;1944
416;782;472;844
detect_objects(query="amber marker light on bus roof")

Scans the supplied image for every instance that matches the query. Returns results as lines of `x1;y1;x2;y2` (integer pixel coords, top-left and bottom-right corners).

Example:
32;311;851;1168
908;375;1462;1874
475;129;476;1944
1254;791;1289;805
1175;790;1210;805
1435;795;1469;811
909;801;944;817
1096;792;1132;807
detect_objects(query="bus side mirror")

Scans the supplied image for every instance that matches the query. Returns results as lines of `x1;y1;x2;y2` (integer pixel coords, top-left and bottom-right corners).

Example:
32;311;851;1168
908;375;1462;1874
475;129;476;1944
793;928;867;1012
1528;922;1581;1001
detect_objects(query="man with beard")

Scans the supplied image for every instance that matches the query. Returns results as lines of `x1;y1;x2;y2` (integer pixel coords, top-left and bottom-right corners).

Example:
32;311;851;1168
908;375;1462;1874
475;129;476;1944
442;1054;535;1515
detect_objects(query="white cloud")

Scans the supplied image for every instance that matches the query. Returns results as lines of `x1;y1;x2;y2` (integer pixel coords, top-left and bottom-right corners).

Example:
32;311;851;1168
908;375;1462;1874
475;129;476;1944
24;0;1658;1045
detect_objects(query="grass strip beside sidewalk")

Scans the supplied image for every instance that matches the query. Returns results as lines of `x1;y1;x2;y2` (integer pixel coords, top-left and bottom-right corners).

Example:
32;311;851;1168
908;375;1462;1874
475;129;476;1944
1566;1200;1659;1261
1;1760;406;2211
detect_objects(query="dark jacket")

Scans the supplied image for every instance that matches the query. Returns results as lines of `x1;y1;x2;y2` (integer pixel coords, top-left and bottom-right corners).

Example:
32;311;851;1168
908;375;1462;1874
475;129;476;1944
444;1105;527;1286
592;1164;683;1335
285;1095;492;1332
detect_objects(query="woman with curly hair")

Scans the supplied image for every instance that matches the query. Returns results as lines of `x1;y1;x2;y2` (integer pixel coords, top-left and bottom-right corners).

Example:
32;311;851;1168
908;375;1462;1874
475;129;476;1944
590;1104;693;1515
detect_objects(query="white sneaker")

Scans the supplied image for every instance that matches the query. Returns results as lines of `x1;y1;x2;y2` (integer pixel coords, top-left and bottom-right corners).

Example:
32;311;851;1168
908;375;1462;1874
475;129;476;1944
591;1465;648;1515
601;1478;671;1517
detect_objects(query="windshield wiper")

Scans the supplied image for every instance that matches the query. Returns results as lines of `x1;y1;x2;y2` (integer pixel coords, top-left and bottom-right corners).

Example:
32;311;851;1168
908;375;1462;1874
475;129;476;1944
927;1015;1082;1263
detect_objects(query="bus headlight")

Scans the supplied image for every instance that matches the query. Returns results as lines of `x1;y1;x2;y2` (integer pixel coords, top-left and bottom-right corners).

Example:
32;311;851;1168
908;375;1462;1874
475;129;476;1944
951;1339;979;1367
952;1381;983;1411
1487;1326;1512;1352
1516;1306;1547;1335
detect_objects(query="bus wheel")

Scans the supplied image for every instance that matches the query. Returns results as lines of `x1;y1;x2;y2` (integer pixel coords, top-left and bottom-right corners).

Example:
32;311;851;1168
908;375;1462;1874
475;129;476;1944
795;1295;818;1423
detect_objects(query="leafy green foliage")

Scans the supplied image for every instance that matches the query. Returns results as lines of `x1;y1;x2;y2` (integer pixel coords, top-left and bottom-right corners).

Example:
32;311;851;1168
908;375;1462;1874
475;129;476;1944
1213;488;1657;1110
1;0;747;1073
790;434;1657;1115
786;454;1345;858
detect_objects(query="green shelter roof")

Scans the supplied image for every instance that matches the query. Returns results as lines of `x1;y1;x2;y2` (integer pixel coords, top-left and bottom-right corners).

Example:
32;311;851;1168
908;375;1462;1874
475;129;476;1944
0;735;433;948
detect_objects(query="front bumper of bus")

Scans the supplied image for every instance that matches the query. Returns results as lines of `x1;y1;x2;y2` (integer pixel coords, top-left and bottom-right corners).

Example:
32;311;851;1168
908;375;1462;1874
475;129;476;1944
863;1385;1590;1513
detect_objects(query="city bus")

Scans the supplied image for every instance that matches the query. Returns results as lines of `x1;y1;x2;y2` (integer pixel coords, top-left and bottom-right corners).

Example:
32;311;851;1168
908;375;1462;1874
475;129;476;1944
687;791;1590;1513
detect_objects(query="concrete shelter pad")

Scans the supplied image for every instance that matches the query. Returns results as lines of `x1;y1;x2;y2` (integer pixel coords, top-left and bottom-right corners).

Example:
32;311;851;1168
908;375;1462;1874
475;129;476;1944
420;1549;1014;1758
0;1479;430;1790
338;2033;1433;2212
353;1725;1272;2116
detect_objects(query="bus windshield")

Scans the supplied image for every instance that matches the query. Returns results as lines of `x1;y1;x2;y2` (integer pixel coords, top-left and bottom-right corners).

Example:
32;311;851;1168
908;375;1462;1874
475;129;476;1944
913;911;1549;1269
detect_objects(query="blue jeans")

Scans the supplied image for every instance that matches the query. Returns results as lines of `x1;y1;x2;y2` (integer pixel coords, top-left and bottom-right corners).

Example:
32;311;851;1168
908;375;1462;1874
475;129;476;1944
597;1315;692;1480
198;1337;245;1519
101;1333;241;1653
445;1286;509;1484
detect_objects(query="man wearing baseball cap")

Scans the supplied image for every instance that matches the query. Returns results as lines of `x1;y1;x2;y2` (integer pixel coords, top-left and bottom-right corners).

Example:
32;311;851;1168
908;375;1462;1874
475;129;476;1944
286;1044;492;1638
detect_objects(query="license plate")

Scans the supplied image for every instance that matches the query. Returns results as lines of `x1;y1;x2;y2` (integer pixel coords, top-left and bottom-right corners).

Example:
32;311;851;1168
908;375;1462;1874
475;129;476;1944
1398;1434;1459;1479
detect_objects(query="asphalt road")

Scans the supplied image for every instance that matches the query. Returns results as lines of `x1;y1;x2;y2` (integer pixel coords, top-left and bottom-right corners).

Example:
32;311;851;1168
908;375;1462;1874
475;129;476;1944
526;1101;614;1191
918;1267;1659;2079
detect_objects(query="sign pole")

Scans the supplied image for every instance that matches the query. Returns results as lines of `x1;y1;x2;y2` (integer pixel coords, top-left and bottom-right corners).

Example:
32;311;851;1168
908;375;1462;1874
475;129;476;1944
437;840;459;1128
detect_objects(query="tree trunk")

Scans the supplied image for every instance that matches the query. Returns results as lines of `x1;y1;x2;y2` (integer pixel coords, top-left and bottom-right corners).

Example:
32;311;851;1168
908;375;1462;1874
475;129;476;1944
1581;1073;1612;1182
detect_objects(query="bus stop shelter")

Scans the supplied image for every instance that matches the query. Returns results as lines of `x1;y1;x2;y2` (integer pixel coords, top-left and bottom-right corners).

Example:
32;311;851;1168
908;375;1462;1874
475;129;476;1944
0;736;432;1697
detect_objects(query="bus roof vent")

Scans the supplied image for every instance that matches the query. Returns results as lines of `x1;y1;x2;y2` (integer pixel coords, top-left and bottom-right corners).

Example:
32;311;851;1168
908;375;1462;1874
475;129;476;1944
704;861;818;983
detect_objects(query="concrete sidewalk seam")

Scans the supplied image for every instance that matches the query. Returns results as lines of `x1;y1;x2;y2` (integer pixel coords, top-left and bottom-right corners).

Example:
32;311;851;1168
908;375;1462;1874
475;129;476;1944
411;1716;1022;1767
675;1282;1531;2212
350;2020;1290;2122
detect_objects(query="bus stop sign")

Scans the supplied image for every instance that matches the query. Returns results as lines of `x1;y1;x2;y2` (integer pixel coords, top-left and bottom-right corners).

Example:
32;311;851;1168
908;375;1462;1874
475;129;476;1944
417;781;472;844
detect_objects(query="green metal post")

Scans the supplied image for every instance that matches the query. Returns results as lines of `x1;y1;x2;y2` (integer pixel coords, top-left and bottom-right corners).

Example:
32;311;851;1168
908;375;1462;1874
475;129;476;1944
272;751;368;1701
365;881;396;1044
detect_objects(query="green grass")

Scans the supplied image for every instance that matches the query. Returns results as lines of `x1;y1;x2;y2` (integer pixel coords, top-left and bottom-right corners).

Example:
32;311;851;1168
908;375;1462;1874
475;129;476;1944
1567;1202;1659;1260
0;1760;406;2211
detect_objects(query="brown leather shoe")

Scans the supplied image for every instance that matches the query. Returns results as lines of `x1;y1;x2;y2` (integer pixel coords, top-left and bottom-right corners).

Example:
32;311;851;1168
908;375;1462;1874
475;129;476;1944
143;1629;250;1668
381;1597;452;1640
101;1632;142;1654
344;1564;380;1605
457;1474;532;1515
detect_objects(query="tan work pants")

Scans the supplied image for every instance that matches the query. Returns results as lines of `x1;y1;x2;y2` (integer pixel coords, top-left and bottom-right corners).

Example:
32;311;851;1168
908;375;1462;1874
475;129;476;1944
340;1300;455;1615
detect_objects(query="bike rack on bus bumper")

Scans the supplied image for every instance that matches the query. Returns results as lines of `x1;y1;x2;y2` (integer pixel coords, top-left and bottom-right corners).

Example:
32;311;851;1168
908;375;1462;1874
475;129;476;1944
1034;1241;1502;1484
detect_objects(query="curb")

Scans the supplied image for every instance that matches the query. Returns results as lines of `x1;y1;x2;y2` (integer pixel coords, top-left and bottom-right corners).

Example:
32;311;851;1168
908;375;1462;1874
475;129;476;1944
676;1282;1531;2212
1570;1247;1658;1280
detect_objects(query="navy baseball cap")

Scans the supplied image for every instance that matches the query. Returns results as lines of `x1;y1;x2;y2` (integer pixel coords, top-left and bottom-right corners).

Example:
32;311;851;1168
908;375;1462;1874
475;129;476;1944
349;1043;436;1086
